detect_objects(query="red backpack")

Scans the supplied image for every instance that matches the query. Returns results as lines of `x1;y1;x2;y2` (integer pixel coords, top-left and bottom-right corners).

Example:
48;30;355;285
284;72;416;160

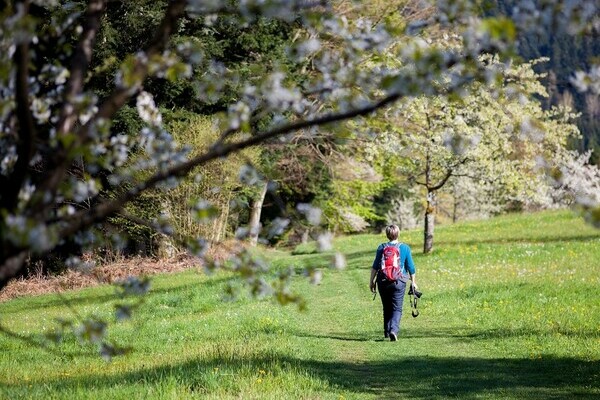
380;243;403;281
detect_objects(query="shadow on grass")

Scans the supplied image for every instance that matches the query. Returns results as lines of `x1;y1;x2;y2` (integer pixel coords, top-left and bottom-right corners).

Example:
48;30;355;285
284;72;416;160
402;327;600;340
293;331;386;342
4;353;598;399
292;325;600;343
434;234;600;247
0;276;230;315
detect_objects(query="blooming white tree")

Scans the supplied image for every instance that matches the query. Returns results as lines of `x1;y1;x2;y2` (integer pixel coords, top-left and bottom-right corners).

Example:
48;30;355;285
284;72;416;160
374;60;580;253
550;151;600;227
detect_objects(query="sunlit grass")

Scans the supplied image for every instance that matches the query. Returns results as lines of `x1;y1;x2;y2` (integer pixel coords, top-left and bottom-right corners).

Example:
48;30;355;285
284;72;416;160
0;210;599;399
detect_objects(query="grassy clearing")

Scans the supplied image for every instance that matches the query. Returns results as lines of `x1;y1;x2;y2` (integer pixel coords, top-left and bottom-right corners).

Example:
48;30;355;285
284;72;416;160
0;210;599;399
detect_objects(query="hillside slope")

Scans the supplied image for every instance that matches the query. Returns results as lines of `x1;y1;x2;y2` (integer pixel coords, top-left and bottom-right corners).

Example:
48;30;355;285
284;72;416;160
1;210;599;399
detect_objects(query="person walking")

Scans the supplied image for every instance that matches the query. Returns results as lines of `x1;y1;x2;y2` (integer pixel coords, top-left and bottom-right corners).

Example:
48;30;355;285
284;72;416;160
369;224;417;341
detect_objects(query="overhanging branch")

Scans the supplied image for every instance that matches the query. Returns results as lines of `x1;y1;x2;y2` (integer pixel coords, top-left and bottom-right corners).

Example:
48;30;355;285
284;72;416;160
57;92;402;239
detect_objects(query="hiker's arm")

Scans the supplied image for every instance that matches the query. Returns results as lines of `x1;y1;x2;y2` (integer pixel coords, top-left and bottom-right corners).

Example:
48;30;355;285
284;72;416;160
370;268;377;293
370;245;382;292
409;273;417;289
405;245;418;289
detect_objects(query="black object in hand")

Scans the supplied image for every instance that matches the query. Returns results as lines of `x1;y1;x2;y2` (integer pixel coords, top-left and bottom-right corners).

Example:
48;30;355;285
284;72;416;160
408;286;422;298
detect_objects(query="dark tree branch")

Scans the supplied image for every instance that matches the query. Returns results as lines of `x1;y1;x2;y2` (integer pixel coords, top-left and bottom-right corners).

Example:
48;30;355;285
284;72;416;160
2;0;189;289
57;0;107;136
35;0;108;212
2;0;36;212
429;168;454;191
33;0;187;214
428;157;470;191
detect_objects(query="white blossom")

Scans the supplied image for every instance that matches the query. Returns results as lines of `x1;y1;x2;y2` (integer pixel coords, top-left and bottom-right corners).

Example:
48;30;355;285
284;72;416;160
1;145;17;175
238;164;260;185
28;223;52;252
79;105;98;125
17;181;35;203
341;210;369;232
73;180;99;202
267;218;290;238
317;231;333;251
519;118;546;143
297;203;322;226
555;151;600;208
571;65;600;95
136;91;162;127
31;97;52;123
307;268;322;285
297;38;320;58
332;252;346;270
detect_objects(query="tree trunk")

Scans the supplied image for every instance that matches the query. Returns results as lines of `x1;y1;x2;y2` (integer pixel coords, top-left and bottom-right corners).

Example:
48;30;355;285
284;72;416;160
215;194;231;243
423;190;436;254
452;183;458;224
248;181;268;246
0;251;28;291
301;228;310;244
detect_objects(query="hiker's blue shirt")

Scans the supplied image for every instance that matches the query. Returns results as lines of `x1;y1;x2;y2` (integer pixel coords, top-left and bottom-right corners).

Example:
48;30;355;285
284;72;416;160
372;241;416;277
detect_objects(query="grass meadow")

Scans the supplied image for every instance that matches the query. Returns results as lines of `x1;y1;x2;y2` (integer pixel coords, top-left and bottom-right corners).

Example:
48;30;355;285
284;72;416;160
0;210;599;399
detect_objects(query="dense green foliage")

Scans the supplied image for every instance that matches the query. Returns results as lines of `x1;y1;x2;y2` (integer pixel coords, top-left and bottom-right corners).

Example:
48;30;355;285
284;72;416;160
93;0;295;113
1;210;598;398
85;0;297;255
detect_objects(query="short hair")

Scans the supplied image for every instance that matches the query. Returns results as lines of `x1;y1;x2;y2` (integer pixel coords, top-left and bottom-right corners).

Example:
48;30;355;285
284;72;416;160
385;224;399;240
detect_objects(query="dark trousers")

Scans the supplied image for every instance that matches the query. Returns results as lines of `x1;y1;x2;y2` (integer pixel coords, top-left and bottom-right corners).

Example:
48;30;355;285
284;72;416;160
377;278;406;336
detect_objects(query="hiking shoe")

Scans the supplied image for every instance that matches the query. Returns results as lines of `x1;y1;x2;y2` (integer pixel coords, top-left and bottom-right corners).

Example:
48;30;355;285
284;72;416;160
389;332;397;342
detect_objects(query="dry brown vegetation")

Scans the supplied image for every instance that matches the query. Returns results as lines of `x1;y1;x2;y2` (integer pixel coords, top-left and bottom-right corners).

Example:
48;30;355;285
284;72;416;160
0;240;246;302
0;241;244;302
0;255;199;302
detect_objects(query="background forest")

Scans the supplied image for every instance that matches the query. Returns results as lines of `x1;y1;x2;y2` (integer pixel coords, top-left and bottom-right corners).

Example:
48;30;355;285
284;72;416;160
491;0;600;162
81;0;597;258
